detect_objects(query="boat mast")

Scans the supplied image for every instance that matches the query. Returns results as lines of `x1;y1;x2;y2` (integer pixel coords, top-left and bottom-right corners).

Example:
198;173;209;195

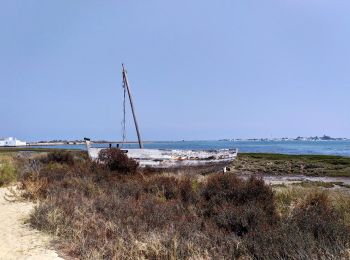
122;64;144;149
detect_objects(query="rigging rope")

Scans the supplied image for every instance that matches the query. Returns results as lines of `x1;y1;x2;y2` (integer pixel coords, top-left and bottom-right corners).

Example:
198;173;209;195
121;78;127;146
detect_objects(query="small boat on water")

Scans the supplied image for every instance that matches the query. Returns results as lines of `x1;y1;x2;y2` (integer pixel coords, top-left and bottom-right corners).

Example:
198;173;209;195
85;64;238;170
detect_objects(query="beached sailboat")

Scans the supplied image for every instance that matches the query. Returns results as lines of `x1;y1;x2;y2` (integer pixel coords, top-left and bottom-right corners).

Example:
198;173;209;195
85;64;238;169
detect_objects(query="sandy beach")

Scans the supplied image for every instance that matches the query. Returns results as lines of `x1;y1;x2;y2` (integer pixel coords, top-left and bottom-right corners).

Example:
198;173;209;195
0;187;62;260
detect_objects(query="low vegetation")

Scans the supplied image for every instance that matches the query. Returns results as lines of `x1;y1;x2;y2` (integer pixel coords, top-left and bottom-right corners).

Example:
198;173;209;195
0;150;87;187
98;148;138;174
0;155;17;186
234;153;350;177
288;180;350;189
45;150;75;165
16;149;350;259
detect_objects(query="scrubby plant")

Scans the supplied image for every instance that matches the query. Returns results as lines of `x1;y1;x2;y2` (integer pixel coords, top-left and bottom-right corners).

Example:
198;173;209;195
45;150;74;165
0;160;17;186
245;192;350;259
144;176;196;204
291;193;350;256
19;155;350;260
201;174;277;236
98;148;138;175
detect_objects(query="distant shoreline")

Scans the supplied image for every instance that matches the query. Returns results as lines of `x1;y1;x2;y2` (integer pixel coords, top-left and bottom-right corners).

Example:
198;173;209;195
26;137;350;146
27;141;153;146
1;139;349;157
1;147;349;158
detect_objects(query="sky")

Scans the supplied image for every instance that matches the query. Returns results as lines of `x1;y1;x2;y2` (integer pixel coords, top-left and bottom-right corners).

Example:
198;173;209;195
0;0;349;141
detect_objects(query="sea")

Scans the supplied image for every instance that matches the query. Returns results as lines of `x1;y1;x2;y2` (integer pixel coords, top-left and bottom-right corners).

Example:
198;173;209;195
27;140;350;157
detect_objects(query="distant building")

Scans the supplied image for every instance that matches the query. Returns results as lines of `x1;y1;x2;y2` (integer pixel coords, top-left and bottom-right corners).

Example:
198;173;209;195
0;137;27;147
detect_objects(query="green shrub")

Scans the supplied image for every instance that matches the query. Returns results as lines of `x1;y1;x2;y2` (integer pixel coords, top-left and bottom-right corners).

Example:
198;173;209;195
0;161;17;186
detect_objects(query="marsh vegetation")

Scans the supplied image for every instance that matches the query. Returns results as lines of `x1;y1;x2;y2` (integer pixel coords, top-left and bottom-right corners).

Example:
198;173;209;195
233;153;350;177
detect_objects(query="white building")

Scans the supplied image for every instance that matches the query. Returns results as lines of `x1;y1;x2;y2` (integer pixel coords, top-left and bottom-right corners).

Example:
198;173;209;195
0;137;27;147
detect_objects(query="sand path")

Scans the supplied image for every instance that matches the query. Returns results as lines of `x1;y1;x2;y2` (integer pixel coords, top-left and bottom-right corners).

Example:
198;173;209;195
0;187;63;260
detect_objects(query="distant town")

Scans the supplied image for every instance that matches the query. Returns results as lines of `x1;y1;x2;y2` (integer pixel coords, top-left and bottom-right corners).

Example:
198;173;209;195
219;135;349;142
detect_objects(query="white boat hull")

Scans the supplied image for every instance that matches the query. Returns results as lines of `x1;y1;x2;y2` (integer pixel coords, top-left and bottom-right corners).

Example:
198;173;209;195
86;145;238;169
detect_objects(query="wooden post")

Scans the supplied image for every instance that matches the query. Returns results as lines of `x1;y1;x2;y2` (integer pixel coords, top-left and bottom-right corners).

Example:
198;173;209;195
122;64;144;149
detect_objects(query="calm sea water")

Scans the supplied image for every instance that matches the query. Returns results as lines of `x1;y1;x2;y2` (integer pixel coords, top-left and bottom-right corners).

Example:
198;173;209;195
28;140;350;157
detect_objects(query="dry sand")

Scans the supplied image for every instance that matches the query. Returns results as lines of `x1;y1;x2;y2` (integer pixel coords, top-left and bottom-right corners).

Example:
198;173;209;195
0;187;63;260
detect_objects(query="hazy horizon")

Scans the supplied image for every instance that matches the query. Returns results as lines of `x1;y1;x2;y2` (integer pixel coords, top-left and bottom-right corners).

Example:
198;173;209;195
3;135;349;143
1;1;349;141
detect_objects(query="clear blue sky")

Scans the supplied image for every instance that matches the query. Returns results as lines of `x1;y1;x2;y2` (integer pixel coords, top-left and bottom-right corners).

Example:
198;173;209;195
1;0;349;141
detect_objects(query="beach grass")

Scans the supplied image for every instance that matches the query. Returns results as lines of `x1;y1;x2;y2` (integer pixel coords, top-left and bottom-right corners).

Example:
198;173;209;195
0;155;17;186
273;185;350;223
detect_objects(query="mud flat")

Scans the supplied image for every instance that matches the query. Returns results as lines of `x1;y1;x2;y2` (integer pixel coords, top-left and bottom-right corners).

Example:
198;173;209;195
0;187;62;260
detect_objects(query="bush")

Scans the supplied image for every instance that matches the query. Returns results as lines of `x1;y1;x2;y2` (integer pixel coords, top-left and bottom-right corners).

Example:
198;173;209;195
291;193;350;256
46;151;74;165
245;192;350;259
144;176;196;204
201;174;277;236
22;156;350;259
244;221;314;259
0;160;17;186
98;148;138;175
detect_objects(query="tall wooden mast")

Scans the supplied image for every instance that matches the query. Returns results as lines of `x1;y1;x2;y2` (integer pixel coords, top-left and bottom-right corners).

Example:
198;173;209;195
122;64;144;149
